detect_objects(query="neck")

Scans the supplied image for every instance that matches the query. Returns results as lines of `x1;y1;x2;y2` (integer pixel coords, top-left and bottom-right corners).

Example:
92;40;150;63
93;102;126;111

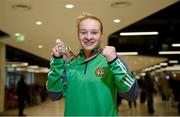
84;50;91;58
83;48;100;58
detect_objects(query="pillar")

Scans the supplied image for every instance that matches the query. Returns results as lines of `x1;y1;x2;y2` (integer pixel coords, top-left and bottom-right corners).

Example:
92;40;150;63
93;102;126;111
0;42;5;112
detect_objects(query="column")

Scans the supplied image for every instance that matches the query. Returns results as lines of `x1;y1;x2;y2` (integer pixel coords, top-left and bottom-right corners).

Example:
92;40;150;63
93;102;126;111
0;42;5;112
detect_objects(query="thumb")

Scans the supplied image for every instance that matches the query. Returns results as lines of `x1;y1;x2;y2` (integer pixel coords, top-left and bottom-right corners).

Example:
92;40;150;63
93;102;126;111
56;39;62;45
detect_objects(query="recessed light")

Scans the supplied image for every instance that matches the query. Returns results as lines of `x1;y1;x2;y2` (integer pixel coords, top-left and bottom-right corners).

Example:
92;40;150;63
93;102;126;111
36;21;42;25
14;33;20;36
113;19;120;23
65;4;74;9
38;45;43;48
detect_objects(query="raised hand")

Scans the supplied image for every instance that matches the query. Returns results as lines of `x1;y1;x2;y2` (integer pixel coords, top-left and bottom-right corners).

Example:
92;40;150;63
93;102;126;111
102;46;117;62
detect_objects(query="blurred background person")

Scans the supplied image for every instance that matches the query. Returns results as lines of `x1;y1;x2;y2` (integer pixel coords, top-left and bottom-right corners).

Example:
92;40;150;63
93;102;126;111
17;74;29;116
142;72;156;114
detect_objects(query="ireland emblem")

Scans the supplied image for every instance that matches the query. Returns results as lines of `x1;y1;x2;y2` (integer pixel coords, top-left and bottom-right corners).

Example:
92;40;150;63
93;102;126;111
95;68;105;78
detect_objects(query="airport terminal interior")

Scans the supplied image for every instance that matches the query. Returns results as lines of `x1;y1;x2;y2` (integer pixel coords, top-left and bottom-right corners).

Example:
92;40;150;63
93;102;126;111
0;0;180;116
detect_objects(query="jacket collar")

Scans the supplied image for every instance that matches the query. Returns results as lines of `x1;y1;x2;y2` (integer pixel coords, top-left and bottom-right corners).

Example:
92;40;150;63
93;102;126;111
77;48;101;64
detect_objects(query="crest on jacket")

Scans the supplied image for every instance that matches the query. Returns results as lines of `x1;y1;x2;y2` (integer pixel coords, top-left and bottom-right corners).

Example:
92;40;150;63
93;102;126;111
95;68;105;78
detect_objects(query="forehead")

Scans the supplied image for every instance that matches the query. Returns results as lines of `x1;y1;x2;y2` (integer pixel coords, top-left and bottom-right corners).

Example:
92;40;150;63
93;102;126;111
79;19;101;29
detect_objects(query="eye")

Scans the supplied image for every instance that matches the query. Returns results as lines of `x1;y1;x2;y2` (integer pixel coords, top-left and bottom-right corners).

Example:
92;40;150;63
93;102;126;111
91;31;98;35
80;31;87;35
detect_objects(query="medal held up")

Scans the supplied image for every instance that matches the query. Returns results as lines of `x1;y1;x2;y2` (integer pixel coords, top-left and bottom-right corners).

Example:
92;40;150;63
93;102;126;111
56;39;75;60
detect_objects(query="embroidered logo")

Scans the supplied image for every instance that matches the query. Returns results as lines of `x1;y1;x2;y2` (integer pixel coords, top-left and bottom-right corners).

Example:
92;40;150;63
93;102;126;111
95;68;105;78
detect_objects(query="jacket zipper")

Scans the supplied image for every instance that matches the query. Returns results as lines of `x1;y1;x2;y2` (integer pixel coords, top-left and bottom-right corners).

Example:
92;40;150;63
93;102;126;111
84;62;88;74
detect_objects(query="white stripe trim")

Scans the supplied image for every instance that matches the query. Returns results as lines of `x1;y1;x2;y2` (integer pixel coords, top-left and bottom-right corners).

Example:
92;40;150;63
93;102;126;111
116;59;127;73
118;59;128;72
117;59;127;71
123;81;131;88
126;77;133;85
127;74;134;83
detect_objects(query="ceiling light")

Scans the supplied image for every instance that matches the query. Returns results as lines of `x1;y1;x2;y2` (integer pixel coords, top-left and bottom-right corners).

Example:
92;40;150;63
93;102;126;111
169;60;178;64
28;65;39;69
116;52;138;55
113;19;121;23
159;51;180;55
65;4;74;9
162;66;180;71
36;21;42;25
6;62;28;67
120;31;158;36
172;43;180;47
38;45;43;48
154;65;161;68
14;33;20;36
143;68;152;72
160;62;168;66
16;68;27;71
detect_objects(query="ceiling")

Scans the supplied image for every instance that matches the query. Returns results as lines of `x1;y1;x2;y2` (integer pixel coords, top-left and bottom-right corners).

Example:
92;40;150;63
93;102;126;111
0;0;179;72
109;1;180;58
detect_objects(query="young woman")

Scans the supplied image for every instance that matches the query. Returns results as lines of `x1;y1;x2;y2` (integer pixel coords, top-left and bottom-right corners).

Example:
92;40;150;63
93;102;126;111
46;12;138;116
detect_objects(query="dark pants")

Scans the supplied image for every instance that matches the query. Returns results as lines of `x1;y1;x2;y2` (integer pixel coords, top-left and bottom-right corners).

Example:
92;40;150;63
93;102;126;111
18;97;25;116
146;93;154;114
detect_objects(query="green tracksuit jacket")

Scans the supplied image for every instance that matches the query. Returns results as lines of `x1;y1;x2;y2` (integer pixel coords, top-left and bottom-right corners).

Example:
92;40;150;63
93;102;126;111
46;48;138;116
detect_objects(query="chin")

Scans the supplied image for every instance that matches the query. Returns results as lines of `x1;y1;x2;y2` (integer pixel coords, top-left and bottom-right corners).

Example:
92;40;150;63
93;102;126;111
82;43;99;50
83;48;93;51
82;46;93;50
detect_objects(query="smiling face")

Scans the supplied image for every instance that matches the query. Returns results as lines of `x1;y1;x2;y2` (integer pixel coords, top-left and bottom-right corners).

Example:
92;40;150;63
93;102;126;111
78;18;102;53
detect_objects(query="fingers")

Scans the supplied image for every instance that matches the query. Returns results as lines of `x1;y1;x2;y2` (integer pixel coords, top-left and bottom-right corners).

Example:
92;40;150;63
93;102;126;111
56;39;62;45
56;39;61;43
51;39;63;57
102;46;117;62
53;39;74;57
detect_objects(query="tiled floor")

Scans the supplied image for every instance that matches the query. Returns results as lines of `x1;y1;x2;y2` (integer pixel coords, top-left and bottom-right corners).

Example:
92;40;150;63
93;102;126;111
0;95;179;116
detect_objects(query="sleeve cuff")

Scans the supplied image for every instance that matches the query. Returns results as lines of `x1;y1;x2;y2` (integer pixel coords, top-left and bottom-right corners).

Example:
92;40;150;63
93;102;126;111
108;56;118;65
52;55;63;59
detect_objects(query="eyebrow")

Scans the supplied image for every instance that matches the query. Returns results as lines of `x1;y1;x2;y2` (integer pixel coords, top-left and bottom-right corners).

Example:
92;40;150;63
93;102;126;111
79;29;99;31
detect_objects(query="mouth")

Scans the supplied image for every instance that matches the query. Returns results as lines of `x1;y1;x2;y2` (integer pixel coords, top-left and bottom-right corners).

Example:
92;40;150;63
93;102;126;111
84;41;95;46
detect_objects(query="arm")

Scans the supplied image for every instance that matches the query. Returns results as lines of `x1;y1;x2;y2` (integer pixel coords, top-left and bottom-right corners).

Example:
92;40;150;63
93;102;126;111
108;57;139;101
46;56;66;101
46;39;69;101
102;46;139;101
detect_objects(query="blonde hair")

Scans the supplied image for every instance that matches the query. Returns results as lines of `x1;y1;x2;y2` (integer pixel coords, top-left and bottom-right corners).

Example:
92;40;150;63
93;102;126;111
77;12;103;33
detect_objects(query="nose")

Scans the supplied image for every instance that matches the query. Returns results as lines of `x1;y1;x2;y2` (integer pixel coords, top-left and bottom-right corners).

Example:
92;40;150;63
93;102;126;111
85;32;92;40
